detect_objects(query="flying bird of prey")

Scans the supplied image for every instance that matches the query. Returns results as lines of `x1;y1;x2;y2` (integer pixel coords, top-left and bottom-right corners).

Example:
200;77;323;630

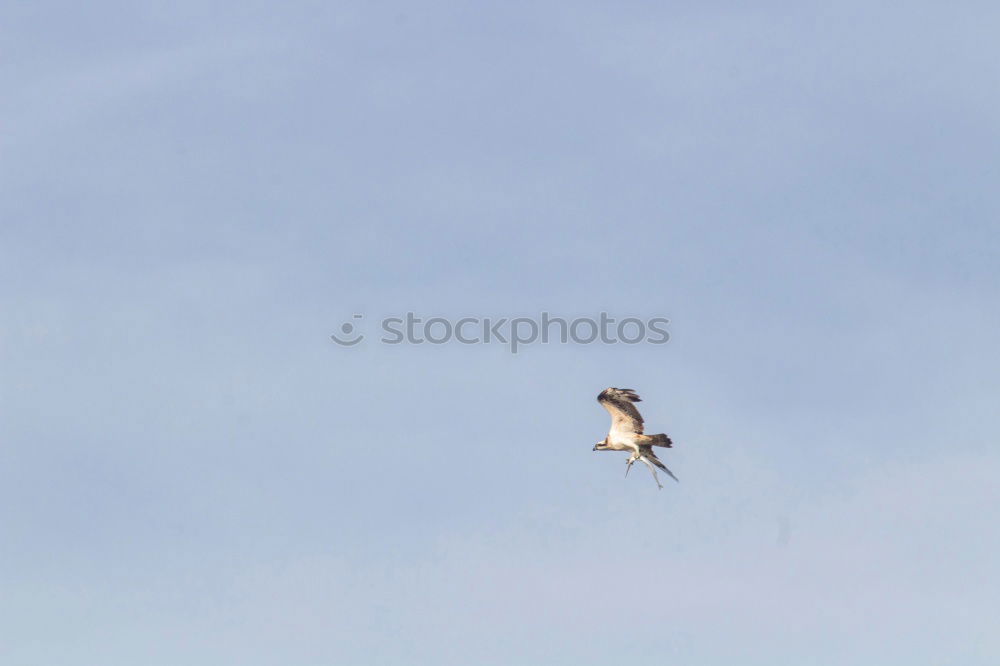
593;387;678;489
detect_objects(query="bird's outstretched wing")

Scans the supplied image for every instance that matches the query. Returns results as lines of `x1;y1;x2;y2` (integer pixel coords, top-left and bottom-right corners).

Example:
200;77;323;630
597;387;644;436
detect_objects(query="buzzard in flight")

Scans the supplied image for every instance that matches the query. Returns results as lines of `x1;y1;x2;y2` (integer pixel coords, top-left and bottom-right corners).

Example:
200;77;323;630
593;387;678;489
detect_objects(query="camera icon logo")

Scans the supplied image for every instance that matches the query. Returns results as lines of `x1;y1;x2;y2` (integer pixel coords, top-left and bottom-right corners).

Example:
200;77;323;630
330;314;365;346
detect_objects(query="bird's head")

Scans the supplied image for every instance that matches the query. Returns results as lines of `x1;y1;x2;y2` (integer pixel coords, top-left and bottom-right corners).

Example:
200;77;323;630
593;439;608;451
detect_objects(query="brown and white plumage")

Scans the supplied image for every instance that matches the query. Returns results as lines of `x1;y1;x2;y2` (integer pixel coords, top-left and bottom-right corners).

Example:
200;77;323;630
600;387;646;437
593;387;678;488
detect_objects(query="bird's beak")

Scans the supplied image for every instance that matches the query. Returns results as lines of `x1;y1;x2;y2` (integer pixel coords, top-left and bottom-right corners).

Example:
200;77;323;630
592;444;599;451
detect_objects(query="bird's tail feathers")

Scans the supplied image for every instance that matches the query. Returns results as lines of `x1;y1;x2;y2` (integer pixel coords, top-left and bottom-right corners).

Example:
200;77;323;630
649;433;672;448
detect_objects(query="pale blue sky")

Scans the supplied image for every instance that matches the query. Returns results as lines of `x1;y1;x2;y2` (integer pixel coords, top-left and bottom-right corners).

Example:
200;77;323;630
2;2;999;664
